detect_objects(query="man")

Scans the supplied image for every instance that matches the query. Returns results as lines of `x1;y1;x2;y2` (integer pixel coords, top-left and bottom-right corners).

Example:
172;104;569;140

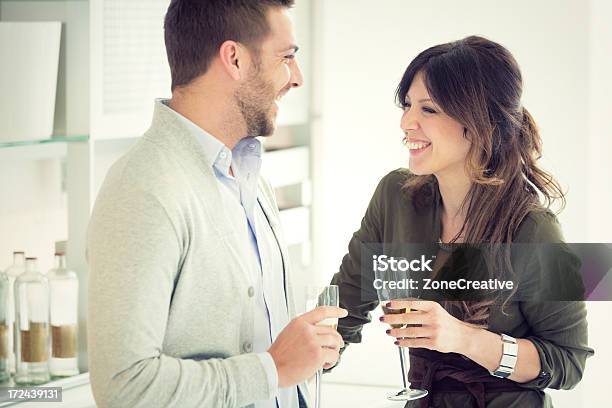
87;1;346;407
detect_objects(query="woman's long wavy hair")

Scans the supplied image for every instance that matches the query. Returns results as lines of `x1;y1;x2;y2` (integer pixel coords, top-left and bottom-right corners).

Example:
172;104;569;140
396;36;566;326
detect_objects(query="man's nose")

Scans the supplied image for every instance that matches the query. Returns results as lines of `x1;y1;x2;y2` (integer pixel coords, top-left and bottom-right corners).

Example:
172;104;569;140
289;59;304;88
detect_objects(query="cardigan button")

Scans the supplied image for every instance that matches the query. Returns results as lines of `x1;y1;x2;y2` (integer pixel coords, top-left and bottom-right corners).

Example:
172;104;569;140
248;286;255;297
243;342;253;353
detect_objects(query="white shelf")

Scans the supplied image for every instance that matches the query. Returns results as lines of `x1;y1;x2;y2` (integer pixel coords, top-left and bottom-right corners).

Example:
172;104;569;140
261;146;310;188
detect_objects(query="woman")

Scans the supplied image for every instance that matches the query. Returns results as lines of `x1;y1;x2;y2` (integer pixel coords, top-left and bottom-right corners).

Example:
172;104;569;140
330;36;593;407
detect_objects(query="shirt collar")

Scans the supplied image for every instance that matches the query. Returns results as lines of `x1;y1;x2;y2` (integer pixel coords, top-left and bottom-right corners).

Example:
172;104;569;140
234;137;262;161
161;99;262;178
161;99;226;169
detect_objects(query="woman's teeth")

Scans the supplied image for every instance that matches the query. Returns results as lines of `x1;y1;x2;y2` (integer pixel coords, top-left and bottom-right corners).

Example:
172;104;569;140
407;142;431;150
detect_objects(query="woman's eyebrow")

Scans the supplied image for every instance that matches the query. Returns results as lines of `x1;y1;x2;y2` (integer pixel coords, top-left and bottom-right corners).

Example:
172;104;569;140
405;96;433;103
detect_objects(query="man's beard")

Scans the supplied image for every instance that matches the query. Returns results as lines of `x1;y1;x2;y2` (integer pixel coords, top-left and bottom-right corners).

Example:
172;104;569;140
235;67;278;137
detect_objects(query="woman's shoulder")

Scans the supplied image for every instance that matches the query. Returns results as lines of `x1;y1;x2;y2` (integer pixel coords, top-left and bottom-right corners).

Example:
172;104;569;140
375;168;412;193
374;168;433;199
515;208;565;243
369;169;438;225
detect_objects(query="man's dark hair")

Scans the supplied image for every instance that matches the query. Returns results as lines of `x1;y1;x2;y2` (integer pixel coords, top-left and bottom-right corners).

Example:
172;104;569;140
164;0;295;91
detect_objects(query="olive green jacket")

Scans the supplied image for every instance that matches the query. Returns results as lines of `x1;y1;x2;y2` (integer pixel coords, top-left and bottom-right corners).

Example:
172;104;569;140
331;170;594;407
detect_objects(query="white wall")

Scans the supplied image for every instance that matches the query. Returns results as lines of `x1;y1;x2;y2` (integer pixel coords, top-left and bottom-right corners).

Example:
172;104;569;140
588;0;612;242
311;0;611;406
583;2;612;406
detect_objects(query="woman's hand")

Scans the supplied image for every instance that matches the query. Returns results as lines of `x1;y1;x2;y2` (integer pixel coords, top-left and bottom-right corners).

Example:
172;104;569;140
381;299;544;383
381;299;473;354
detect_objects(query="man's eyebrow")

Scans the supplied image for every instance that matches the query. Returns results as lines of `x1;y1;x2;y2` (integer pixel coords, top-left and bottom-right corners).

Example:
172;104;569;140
280;45;299;54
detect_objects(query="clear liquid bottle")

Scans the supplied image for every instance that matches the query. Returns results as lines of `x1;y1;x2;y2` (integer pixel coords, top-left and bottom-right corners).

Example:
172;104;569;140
15;257;50;385
0;266;9;383
3;251;25;376
48;253;79;377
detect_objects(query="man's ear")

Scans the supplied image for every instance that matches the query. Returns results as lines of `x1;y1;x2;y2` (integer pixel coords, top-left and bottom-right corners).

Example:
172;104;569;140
219;40;244;81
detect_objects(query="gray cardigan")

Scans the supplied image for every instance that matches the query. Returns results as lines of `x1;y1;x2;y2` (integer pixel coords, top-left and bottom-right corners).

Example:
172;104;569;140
87;100;304;407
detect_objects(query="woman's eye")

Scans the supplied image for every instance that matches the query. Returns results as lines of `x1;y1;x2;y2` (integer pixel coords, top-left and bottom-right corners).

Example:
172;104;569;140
422;106;437;114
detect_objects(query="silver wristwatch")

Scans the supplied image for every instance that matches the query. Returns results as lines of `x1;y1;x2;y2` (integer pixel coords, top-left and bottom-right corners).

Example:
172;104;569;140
490;333;518;378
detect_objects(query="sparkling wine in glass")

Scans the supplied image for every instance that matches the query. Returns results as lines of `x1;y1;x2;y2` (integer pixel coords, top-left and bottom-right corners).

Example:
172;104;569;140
306;285;339;408
375;269;427;401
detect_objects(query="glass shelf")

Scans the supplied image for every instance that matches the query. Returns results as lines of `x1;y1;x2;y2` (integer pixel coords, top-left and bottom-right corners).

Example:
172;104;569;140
0;135;89;149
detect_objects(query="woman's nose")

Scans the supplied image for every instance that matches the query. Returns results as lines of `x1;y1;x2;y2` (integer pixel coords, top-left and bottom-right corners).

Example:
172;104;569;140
400;108;419;132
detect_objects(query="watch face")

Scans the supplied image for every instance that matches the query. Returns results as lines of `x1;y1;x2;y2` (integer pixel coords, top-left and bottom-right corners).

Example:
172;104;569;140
491;368;513;378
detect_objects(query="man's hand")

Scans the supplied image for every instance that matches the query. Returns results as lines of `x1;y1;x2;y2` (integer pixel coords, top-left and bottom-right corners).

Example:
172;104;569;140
268;306;347;388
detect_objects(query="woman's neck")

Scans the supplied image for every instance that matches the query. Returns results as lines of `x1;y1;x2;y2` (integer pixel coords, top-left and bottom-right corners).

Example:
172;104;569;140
435;171;472;241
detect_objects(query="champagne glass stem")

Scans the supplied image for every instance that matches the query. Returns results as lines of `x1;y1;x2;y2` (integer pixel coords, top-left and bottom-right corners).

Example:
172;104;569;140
315;368;322;408
309;284;338;408
398;345;410;389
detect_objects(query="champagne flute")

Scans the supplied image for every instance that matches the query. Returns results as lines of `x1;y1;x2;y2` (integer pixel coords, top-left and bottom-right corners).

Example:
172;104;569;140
375;268;428;401
306;285;339;408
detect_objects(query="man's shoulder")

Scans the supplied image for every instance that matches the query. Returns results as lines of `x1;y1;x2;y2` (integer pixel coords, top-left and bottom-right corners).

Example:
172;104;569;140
95;134;207;218
104;137;181;193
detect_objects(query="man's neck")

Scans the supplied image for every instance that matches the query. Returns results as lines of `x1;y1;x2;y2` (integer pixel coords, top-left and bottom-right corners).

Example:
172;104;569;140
168;88;246;150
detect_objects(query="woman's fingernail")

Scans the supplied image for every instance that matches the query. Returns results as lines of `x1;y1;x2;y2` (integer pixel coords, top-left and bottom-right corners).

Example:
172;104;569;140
394;340;400;346
385;329;391;334
385;302;392;308
379;316;384;322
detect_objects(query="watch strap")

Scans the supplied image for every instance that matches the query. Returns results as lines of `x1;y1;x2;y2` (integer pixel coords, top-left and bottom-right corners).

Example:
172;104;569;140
490;333;518;378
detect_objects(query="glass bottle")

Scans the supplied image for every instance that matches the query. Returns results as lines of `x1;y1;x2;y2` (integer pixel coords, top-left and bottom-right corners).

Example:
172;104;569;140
0;267;9;382
4;251;26;376
15;257;50;385
48;253;79;377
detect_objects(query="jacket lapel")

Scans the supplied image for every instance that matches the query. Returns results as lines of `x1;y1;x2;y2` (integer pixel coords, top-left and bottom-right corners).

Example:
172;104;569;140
257;193;292;310
258;193;311;407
